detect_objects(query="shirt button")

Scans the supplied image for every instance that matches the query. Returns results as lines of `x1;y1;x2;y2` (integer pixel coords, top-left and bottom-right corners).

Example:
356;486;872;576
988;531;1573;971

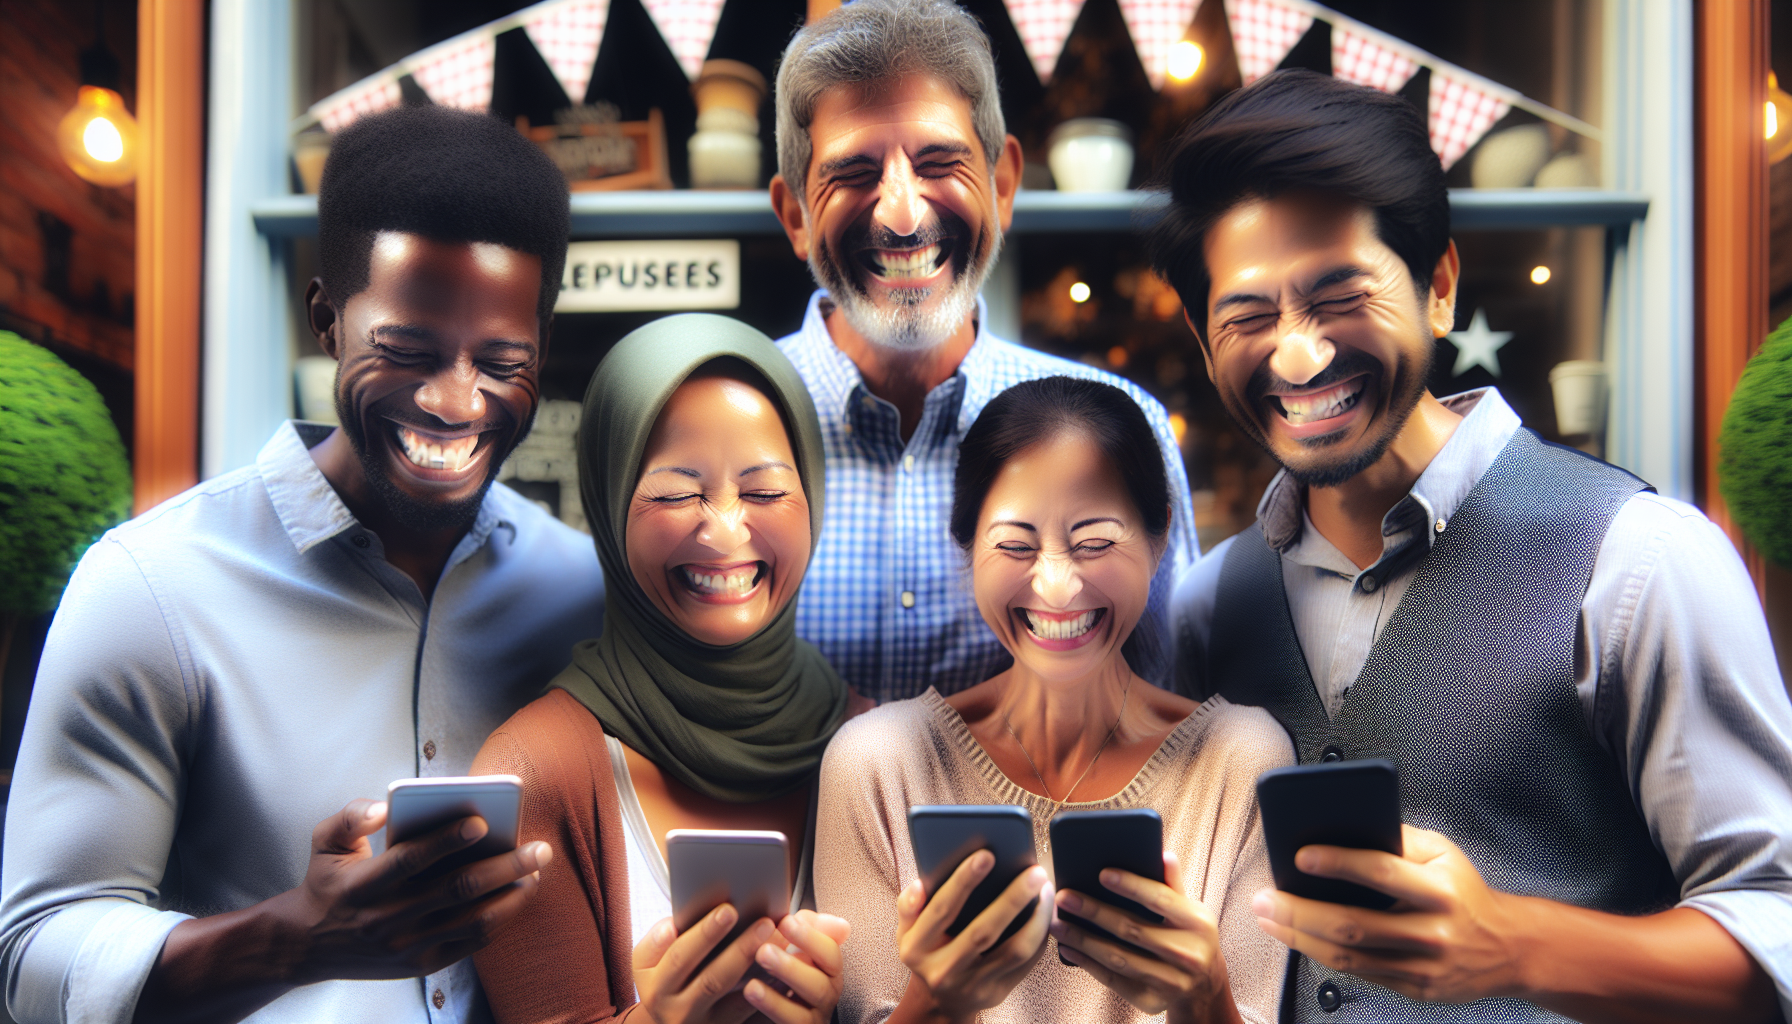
352;534;369;549
432;987;446;1009
1359;574;1378;593
1435;517;1447;533
1316;980;1342;1012
902;454;914;472
1320;745;1343;762
900;590;915;609
423;740;437;761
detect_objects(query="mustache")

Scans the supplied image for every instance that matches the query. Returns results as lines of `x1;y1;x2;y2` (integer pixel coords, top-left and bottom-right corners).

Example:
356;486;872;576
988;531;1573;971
845;213;962;253
1246;350;1380;403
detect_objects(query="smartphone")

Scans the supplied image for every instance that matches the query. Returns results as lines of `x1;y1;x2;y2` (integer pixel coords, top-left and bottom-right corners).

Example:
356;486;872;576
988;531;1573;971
385;775;522;880
667;829;790;978
1255;759;1403;910
908;805;1037;945
1049;808;1164;965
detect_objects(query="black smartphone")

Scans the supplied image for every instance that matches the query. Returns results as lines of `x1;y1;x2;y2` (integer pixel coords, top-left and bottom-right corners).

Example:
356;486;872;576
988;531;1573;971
385;775;522;880
908;805;1038;945
667;829;790;981
1049;808;1164;965
1255;759;1403;910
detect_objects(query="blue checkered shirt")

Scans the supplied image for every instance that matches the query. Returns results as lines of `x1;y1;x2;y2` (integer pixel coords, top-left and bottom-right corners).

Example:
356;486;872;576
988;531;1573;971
777;291;1200;703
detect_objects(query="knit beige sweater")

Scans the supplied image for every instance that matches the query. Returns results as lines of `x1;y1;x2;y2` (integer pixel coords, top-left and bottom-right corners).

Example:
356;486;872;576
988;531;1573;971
815;689;1293;1024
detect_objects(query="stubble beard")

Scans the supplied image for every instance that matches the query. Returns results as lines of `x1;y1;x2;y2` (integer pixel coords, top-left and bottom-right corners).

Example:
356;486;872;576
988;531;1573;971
807;203;1001;353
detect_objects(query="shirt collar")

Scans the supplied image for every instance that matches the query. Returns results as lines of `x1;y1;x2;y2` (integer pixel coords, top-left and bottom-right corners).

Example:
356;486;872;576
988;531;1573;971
1257;387;1522;552
257;420;504;558
788;289;993;435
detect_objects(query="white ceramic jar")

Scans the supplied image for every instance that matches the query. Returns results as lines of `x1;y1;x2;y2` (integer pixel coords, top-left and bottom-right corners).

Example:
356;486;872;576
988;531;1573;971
1047;118;1134;192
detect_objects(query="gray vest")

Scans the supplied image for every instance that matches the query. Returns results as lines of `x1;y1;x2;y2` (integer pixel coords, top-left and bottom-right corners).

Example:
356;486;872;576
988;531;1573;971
1208;429;1680;1022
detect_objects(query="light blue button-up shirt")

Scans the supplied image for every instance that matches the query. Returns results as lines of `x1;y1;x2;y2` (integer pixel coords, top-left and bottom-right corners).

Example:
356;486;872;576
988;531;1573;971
0;422;605;1024
778;291;1199;703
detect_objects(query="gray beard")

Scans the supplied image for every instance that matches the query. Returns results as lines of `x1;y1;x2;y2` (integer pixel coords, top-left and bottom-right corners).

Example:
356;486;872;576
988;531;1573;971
807;220;1001;353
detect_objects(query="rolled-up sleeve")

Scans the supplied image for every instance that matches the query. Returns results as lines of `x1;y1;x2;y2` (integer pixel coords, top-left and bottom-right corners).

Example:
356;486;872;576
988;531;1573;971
1;537;196;1024
1588;495;1792;1018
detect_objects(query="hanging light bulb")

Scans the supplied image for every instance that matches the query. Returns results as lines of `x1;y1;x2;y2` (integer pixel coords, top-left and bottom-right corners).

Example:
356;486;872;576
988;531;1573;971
1768;72;1792;166
1167;40;1204;83
57;9;136;187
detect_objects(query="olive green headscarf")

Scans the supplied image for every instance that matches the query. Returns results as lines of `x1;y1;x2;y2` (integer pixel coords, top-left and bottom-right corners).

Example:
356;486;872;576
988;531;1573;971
550;314;846;802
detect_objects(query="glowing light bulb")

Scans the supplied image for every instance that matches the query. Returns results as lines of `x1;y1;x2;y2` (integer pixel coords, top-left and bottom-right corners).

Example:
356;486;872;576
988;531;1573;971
1069;281;1091;303
1167;40;1203;82
1530;265;1552;285
1107;345;1128;368
58;85;137;186
1168;413;1188;445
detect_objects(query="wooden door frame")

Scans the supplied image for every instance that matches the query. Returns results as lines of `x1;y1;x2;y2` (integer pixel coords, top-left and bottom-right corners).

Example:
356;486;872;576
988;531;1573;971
1694;0;1769;587
134;0;204;514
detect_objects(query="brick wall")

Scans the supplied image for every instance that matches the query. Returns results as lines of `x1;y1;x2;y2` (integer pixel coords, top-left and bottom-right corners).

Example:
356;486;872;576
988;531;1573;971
0;0;138;372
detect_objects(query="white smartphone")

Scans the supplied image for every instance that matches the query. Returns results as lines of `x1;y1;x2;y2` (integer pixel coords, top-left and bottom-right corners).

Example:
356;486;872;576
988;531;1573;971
667;829;789;977
385;775;523;879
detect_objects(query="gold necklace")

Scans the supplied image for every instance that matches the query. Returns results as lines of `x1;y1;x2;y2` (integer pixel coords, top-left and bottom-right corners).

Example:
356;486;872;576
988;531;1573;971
1000;674;1133;822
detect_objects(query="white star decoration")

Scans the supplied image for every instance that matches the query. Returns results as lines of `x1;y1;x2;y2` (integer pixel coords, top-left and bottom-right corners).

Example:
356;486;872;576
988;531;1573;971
1447;308;1514;377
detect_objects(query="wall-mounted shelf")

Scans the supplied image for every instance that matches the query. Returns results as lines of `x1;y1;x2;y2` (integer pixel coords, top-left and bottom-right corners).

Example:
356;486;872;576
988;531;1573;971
250;188;1650;240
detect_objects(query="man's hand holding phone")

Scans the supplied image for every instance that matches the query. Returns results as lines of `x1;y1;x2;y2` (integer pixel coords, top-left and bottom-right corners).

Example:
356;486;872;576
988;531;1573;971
1052;852;1245;1024
631;908;851;1024
1251;823;1529;1004
892;851;1054;1023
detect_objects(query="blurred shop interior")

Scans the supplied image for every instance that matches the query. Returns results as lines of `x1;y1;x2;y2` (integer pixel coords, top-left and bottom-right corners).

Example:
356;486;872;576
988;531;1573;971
3;0;1792;790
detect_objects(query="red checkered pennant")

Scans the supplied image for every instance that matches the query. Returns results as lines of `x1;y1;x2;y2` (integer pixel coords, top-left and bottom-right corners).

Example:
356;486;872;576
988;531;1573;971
314;74;402;133
1003;0;1085;83
1118;0;1204;90
523;0;609;106
1428;68;1512;169
1331;24;1417;93
1223;0;1312;85
409;32;497;111
641;0;726;80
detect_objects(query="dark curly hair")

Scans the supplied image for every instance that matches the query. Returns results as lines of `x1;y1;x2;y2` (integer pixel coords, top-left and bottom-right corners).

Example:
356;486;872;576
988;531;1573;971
318;104;570;329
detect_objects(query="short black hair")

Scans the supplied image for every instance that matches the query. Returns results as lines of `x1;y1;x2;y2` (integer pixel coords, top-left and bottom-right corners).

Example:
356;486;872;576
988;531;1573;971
318;105;570;329
951;376;1171;550
1147;70;1449;324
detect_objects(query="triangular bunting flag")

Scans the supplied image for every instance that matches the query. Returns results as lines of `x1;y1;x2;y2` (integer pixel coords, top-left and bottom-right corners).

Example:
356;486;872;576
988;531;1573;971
1331;24;1417;93
1428;69;1511;170
1003;0;1086;84
314;74;403;132
408;32;497;112
641;0;727;80
1118;0;1204;91
1223;0;1313;85
523;0;609;106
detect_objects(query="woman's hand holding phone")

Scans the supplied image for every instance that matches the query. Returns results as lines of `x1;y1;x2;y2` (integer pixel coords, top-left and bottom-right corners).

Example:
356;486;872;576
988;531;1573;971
1050;852;1245;1024
742;909;851;1024
892;850;1054;1023
632;907;851;1024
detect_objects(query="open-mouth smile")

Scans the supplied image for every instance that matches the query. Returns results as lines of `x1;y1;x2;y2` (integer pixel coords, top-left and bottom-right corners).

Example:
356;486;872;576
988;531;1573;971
1016;607;1107;651
391;422;492;478
858;240;954;285
1267;375;1368;429
675;560;767;604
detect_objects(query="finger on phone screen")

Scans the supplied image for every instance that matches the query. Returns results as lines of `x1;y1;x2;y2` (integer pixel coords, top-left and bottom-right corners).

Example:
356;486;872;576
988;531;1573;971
960;867;1045;957
914;849;993;940
364;815;488;894
688;918;776;1013
657;903;738;991
755;938;832;1007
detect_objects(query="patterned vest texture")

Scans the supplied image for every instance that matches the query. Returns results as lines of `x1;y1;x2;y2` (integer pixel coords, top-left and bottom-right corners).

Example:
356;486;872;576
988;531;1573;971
1208;429;1682;1022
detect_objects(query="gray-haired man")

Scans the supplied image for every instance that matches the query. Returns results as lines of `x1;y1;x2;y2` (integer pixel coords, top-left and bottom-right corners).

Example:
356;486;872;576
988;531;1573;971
768;0;1199;705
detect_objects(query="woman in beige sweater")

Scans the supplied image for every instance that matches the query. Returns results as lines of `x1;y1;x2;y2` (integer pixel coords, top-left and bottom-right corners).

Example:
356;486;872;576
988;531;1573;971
815;377;1293;1024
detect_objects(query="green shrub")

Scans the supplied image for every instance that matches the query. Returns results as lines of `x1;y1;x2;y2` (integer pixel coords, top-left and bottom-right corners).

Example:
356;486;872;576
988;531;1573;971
1720;317;1792;569
0;331;132;613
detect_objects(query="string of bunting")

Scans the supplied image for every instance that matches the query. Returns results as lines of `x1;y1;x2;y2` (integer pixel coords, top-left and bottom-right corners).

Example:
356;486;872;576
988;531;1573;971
306;0;1594;174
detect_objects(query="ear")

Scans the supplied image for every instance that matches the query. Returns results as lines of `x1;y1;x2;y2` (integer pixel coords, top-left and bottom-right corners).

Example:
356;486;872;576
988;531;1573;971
770;174;811;261
1426;239;1461;338
306;277;342;360
993;134;1023;234
1182;308;1217;384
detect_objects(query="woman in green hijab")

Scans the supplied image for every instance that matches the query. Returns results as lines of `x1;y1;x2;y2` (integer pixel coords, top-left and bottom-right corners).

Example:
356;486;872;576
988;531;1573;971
472;314;851;1024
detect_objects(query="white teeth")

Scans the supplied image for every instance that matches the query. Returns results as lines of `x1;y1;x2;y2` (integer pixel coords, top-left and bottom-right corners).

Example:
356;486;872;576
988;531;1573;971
682;565;759;595
872;244;942;281
396;427;479;472
1023;609;1099;641
1277;378;1366;426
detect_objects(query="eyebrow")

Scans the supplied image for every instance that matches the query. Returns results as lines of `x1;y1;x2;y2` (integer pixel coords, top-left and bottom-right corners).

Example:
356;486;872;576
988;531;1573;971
1210;265;1373;316
646;466;701;479
988;519;1036;533
739;461;793;476
1071;517;1124;531
370;324;536;354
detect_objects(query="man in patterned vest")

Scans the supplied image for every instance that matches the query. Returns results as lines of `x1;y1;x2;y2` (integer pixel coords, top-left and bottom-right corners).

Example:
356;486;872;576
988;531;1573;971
1159;70;1792;1022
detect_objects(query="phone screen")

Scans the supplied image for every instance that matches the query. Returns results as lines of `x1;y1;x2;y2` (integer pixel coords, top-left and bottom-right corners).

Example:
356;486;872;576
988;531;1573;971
1255;760;1402;910
907;805;1037;943
666;830;790;980
385;775;522;879
1049;808;1163;962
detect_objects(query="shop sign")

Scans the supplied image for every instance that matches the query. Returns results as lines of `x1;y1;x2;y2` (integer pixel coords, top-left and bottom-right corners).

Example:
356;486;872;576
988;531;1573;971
557;239;740;312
